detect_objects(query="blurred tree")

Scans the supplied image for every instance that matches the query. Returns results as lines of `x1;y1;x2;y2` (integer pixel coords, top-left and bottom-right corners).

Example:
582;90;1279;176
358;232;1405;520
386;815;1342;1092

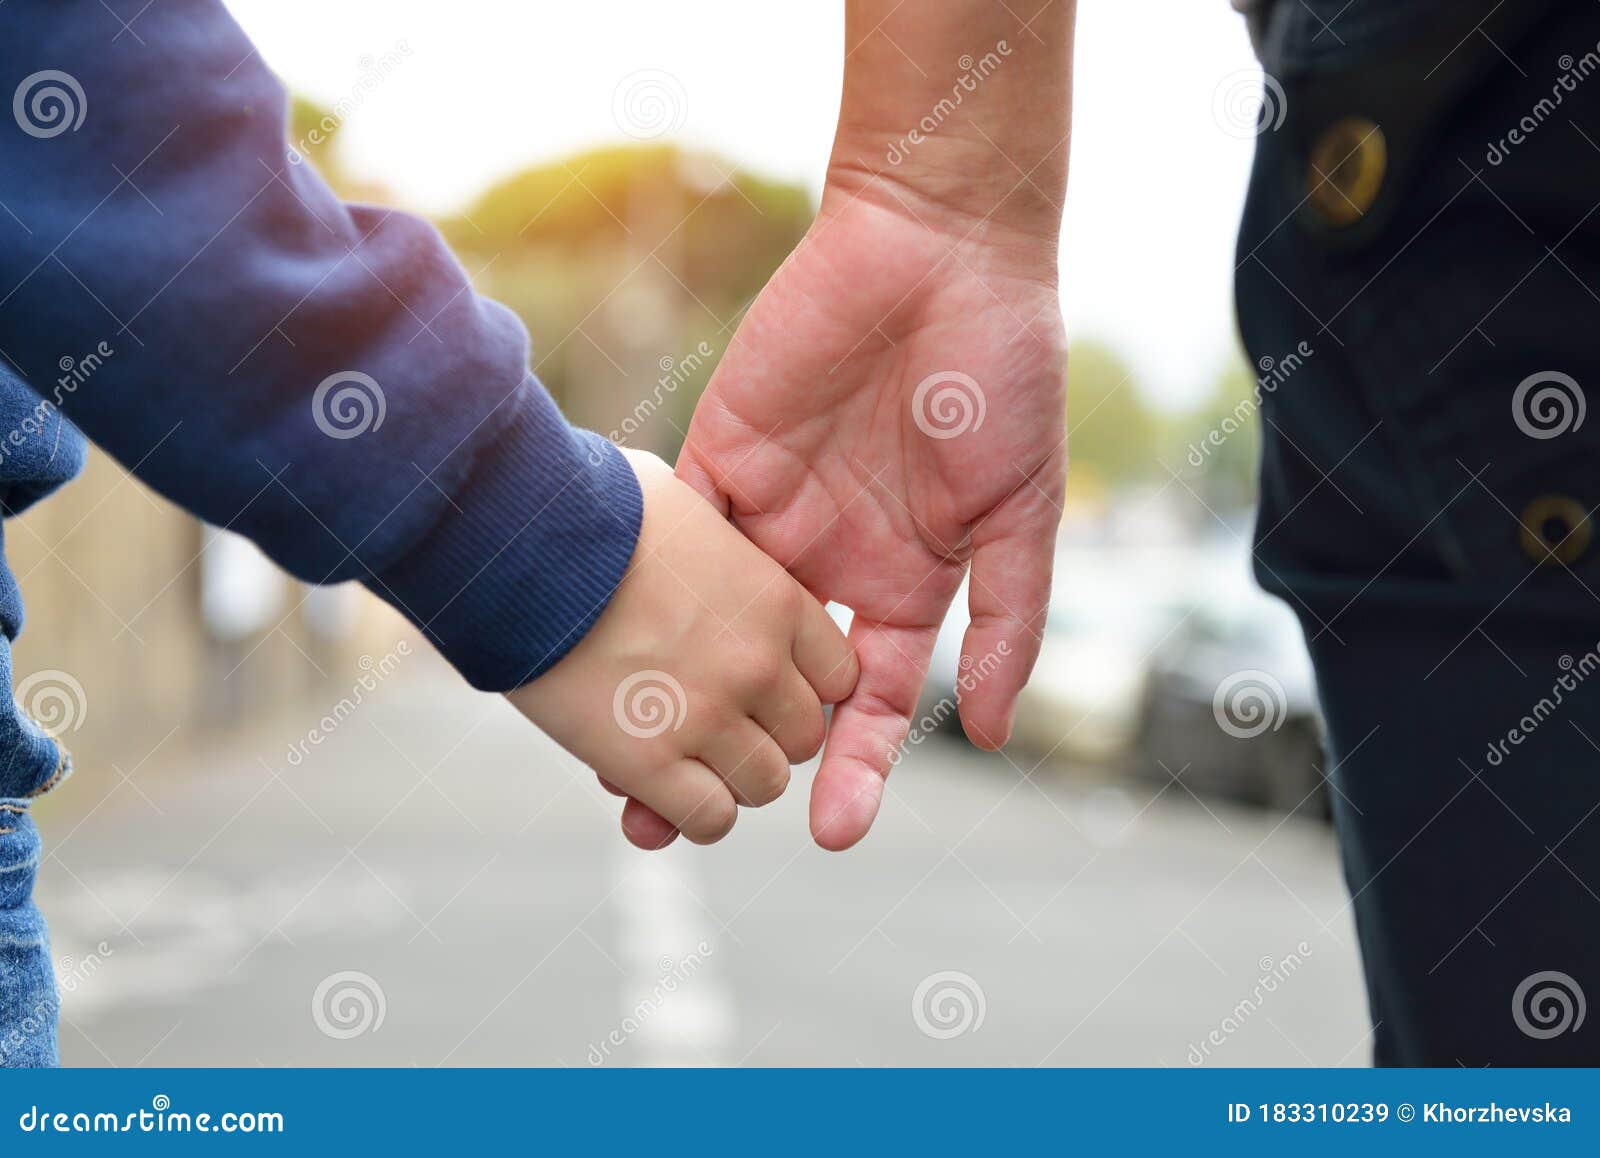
1170;350;1261;507
288;95;347;190
287;93;399;205
1064;338;1159;501
437;144;813;451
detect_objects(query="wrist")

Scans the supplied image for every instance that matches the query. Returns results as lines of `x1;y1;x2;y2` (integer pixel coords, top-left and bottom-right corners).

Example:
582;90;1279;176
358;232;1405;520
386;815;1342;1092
365;391;643;693
824;137;1062;250
821;143;1063;280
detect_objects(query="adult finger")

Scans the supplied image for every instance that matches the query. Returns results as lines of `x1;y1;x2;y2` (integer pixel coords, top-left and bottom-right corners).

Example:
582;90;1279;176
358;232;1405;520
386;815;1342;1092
958;475;1062;749
672;439;732;516
809;617;939;851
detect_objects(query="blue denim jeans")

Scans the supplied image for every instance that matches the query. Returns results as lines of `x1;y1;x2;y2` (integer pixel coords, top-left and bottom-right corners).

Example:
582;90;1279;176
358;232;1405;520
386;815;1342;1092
1240;0;1600;1062
0;365;87;1068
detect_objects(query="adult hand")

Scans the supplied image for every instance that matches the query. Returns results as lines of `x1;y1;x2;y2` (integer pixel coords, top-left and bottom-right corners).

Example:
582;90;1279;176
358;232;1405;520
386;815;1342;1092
610;0;1074;851
677;173;1066;850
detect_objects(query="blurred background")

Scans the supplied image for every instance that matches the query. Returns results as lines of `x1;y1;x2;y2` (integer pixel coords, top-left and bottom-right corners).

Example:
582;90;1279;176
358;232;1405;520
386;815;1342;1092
18;0;1370;1065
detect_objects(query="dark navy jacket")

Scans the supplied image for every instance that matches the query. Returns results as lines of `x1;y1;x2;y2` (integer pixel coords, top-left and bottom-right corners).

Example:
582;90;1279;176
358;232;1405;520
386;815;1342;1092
0;0;643;695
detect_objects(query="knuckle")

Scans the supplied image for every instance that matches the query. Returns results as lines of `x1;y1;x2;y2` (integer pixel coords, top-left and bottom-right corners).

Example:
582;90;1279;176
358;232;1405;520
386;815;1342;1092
743;757;791;807
683;792;738;844
779;707;826;762
628;735;687;773
736;653;788;700
764;579;804;623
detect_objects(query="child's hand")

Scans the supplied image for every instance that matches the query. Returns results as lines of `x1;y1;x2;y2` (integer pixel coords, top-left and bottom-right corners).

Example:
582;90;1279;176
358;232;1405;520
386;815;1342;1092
507;450;858;846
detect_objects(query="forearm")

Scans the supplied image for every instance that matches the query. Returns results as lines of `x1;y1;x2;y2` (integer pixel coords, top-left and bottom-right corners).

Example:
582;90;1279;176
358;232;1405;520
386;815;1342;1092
829;0;1075;245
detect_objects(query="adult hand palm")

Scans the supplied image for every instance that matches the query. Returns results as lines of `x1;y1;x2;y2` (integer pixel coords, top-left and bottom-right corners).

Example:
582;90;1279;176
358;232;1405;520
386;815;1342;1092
635;190;1065;850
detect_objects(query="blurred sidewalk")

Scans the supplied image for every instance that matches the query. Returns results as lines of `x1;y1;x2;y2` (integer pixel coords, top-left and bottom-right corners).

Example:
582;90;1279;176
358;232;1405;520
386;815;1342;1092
34;662;1368;1066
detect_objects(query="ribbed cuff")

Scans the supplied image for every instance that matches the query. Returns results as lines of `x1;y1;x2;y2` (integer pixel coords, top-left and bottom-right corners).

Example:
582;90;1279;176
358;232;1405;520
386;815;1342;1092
364;392;643;692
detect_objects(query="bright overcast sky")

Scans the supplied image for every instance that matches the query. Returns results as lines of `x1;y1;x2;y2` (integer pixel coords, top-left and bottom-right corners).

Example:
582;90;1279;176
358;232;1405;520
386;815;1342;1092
224;0;1260;411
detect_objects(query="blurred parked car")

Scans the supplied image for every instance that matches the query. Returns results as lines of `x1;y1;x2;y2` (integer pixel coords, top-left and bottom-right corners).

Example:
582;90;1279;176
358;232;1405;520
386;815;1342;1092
1135;571;1328;818
1010;550;1197;764
910;583;970;738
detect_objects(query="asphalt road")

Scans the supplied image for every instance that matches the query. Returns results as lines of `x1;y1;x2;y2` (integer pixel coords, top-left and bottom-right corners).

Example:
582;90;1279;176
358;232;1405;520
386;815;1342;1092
34;664;1369;1067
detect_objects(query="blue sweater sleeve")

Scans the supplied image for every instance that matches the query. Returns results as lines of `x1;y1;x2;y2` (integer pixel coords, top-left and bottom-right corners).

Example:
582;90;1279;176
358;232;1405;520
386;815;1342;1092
0;1;643;691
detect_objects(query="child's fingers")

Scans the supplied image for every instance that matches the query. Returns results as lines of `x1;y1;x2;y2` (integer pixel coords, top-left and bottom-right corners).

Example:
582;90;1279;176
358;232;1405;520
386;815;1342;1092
607;774;680;850
753;670;827;764
792;591;858;704
620;797;679;850
700;720;791;808
631;758;738;845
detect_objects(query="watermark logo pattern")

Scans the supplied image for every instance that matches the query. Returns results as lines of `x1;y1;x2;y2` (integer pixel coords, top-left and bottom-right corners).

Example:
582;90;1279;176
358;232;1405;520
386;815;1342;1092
612;70;687;140
14;70;87;139
1211;69;1286;139
14;669;88;736
1512;370;1584;439
312;371;387;440
1513;970;1586;1040
911;371;986;440
311;971;387;1040
612;670;688;739
912;970;986;1039
1212;669;1286;740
